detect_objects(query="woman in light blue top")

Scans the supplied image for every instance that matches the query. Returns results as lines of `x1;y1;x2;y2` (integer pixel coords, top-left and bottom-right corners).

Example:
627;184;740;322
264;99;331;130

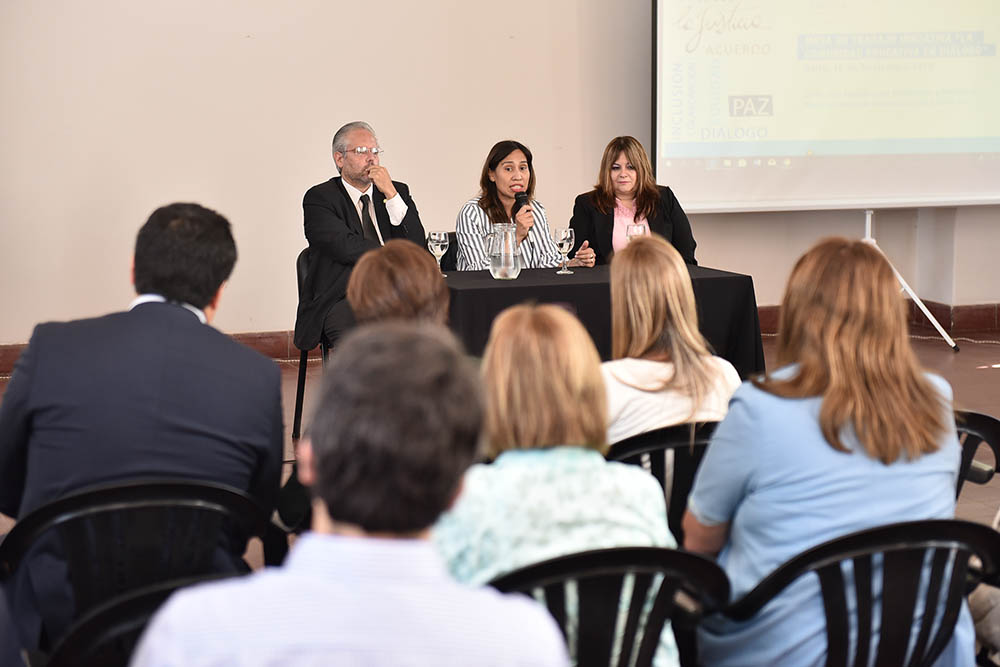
434;303;678;667
683;237;972;666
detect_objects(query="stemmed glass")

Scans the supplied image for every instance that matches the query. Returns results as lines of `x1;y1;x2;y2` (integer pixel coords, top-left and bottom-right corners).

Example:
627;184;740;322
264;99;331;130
427;231;449;277
552;227;575;275
626;223;648;243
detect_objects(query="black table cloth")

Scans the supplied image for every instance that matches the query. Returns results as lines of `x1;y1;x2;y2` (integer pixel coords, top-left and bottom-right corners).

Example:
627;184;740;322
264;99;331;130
446;265;765;379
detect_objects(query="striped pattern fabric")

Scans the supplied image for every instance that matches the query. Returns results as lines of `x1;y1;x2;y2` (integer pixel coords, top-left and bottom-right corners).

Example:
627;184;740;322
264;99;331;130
455;198;564;271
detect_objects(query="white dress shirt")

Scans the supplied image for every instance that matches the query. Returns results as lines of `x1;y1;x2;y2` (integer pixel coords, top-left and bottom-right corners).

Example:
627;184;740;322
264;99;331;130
129;294;207;324
341;178;408;246
132;533;569;667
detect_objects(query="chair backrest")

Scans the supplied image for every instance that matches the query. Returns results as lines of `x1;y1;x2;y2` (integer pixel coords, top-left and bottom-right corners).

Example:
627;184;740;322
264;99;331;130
296;247;310;298
955;410;1000;498
46;573;238;667
723;519;1000;667
490;546;730;667
606;422;718;545
0;479;268;645
439;231;458;272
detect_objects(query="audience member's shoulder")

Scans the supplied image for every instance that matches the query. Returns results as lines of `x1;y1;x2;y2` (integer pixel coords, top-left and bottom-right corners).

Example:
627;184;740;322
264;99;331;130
923;371;954;402
708;355;742;391
604;456;672;498
454;584;569;665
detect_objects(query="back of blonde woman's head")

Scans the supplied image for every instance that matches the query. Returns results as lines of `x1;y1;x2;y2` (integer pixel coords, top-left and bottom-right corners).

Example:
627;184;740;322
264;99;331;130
761;237;946;463
610;235;715;420
482;304;607;458
611;235;707;360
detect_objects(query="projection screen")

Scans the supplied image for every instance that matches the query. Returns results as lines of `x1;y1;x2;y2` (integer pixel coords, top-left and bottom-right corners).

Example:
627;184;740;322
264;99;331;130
653;1;1000;212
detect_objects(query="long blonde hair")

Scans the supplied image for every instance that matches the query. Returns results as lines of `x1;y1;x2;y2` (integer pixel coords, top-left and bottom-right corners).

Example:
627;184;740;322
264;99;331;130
756;237;947;463
482;304;607;459
610;235;716;422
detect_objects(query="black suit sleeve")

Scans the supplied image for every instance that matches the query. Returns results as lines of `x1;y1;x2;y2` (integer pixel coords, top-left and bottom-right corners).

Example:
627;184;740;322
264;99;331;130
389;182;426;245
246;363;284;515
303;185;379;266
0;329;38;516
662;187;697;265
570;194;604;264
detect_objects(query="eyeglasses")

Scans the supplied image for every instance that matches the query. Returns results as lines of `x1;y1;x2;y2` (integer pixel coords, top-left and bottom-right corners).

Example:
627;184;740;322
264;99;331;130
341;146;385;156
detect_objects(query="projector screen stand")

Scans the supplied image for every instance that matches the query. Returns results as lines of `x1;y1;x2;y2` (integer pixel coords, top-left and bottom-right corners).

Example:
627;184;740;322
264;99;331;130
863;209;959;352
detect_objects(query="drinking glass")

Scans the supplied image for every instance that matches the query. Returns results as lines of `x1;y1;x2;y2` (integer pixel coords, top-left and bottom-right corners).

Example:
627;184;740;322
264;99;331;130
552;227;575;275
626;223;648;243
427;231;449;277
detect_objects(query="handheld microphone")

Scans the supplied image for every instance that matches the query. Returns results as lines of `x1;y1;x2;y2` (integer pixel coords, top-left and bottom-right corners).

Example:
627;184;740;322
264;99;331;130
510;192;530;222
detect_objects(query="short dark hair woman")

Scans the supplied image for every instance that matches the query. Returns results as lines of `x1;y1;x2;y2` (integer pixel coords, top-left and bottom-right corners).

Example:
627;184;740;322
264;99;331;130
455;140;595;271
570;136;696;265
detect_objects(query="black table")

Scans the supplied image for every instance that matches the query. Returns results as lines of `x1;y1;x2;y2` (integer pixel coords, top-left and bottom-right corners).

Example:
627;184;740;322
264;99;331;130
446;265;765;379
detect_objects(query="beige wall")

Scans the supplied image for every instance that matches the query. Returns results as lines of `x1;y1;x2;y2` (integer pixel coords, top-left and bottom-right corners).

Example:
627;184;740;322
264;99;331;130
1;2;996;344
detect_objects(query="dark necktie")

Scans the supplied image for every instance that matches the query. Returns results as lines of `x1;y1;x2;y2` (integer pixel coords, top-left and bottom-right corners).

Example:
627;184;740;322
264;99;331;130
359;194;379;243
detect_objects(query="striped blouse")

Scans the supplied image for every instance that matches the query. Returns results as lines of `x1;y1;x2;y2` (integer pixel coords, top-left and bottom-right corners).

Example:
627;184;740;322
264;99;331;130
455;197;565;271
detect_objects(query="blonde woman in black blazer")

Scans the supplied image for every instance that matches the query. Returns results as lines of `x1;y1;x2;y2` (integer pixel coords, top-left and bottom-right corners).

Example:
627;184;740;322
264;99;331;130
570;136;697;265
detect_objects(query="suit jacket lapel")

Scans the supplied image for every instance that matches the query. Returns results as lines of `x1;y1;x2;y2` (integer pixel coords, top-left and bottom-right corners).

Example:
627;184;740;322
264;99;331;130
335;178;364;234
597;209;615;260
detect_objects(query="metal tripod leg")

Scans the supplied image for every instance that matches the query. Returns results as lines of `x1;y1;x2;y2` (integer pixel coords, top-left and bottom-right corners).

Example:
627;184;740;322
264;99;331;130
864;209;959;352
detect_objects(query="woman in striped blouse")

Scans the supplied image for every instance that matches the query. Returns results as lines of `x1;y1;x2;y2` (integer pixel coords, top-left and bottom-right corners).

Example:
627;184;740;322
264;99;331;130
455;139;596;271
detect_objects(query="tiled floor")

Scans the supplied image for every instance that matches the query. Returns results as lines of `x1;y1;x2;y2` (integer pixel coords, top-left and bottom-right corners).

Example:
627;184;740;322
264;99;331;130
2;330;999;548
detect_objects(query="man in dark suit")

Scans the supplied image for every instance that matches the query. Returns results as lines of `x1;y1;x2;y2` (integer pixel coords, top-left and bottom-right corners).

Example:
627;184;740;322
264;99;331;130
293;121;426;352
0;203;284;655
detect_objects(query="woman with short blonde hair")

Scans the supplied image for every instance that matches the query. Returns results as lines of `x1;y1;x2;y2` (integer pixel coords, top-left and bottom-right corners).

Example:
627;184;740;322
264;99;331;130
604;235;739;444
435;303;682;666
482;304;606;459
683;237;970;666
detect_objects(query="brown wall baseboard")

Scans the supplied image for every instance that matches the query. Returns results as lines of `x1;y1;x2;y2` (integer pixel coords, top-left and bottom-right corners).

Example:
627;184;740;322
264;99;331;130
758;301;1000;336
3;301;997;374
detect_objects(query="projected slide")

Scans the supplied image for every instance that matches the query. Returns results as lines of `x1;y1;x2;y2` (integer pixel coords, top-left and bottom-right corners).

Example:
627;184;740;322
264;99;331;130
655;0;1000;211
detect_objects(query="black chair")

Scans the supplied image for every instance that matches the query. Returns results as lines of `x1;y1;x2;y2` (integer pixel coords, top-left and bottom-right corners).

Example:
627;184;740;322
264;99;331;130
722;519;1000;667
956;410;1000;499
0;479;269;653
46;573;238;667
291;248;332;441
606;422;718;545
490;547;729;667
438;231;458;272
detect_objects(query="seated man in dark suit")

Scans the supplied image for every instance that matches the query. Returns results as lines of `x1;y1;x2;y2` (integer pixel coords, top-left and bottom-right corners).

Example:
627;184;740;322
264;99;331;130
293;120;426;353
0;202;284;655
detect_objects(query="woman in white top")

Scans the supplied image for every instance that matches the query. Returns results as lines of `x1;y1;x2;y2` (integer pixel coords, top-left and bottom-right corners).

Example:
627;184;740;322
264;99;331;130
603;235;740;444
456;139;596;271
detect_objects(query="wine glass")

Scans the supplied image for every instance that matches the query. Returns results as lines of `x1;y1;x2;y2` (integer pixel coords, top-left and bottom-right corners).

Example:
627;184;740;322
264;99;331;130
552;227;575;275
626;223;648;243
427;231;449;277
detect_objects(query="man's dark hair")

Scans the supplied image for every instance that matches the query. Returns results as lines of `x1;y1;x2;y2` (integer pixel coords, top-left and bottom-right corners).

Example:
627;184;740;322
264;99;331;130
308;322;482;533
133;203;237;309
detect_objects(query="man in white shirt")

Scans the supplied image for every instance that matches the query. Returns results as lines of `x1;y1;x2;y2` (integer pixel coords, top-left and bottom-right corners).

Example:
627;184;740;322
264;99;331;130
133;323;569;667
293;121;426;354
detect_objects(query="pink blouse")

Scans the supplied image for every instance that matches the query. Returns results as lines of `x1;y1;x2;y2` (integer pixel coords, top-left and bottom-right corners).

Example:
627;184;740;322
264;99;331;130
611;200;648;253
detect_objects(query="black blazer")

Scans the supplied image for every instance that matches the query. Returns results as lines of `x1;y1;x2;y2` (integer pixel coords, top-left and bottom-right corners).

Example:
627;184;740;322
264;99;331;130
569;186;697;265
0;302;284;650
293;176;426;350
